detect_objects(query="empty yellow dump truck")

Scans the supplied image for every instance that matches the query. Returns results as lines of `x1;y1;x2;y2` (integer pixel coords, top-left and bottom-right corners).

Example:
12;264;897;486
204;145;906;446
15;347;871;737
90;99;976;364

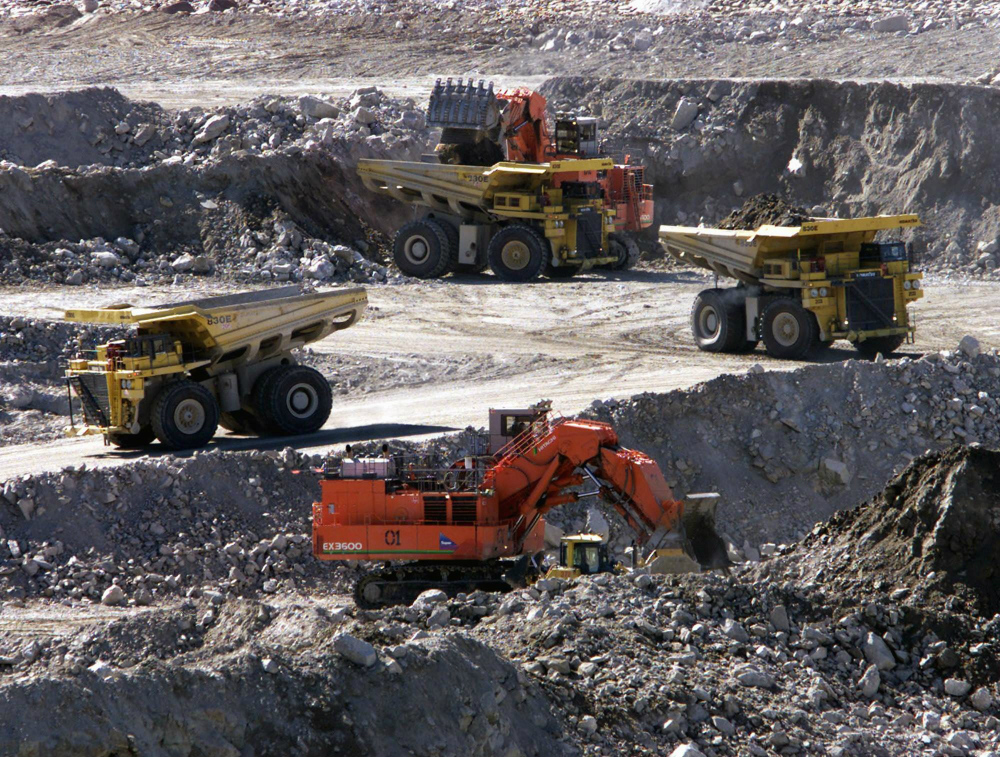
659;215;923;359
64;286;367;450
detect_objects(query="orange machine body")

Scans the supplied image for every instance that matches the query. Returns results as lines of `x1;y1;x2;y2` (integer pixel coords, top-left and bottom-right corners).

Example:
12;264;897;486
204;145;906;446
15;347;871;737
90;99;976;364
312;416;683;566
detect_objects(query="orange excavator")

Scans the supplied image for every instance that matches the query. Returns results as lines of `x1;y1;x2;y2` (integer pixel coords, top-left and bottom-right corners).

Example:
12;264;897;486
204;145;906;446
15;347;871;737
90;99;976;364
427;78;653;237
312;405;727;607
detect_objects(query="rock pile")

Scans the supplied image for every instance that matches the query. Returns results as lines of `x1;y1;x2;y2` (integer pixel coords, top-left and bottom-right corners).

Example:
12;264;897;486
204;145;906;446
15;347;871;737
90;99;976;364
717;193;809;230
0;87;430;287
0;448;340;604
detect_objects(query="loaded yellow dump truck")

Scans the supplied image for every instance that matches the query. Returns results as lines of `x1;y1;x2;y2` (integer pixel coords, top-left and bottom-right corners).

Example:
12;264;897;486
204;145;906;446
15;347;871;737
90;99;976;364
64;286;367;450
358;158;650;281
660;215;923;359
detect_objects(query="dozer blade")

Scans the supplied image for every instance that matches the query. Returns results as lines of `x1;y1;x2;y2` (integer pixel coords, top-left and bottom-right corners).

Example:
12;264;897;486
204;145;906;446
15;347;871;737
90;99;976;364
427;77;501;132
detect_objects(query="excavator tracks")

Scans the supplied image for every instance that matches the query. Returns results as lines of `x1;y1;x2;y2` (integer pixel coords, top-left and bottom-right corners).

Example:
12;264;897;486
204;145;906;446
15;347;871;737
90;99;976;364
353;561;515;608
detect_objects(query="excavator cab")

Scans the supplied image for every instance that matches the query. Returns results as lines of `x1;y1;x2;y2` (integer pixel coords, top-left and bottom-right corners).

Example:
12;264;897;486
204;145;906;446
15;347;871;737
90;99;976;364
546;534;615;579
487;403;552;455
554;116;599;159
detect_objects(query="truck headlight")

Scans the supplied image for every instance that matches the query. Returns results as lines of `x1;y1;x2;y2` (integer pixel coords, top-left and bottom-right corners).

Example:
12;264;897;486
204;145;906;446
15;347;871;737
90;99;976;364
819;287;828;297
120;379;131;389
810;288;819;297
912;280;921;289
903;280;911;290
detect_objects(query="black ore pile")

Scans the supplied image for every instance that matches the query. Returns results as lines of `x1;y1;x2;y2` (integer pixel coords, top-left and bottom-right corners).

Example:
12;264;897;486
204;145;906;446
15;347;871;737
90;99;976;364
718;193;810;230
811;445;1000;618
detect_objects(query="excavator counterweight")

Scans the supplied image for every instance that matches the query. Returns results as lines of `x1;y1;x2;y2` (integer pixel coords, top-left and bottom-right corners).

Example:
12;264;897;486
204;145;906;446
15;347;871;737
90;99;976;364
312;406;726;607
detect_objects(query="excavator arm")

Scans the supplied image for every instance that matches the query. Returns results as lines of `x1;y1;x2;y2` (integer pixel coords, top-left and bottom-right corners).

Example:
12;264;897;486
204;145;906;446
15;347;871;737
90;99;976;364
488;418;727;571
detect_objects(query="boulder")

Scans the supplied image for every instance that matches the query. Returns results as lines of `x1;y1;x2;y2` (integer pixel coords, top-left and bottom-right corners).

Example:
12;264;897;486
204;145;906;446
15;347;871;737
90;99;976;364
334;634;377;667
193;114;230;144
671;98;699;131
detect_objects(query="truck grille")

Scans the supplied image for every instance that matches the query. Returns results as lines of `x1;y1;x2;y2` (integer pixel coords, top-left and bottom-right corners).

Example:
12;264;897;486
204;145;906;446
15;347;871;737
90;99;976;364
575;210;603;258
846;277;895;331
69;374;110;427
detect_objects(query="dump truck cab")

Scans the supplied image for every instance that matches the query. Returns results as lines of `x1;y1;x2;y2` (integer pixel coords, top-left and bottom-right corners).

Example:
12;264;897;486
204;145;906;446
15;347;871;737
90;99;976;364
546;534;615;580
660;214;923;360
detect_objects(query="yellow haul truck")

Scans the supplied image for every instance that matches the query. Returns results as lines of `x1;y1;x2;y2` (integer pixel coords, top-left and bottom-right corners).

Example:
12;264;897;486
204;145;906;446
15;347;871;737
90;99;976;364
659;215;923;360
357;158;638;281
64;286;367;450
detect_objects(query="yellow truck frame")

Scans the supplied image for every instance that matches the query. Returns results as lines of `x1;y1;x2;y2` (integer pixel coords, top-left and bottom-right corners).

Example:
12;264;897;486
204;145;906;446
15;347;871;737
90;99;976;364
358;158;637;281
64;286;367;450
659;215;923;359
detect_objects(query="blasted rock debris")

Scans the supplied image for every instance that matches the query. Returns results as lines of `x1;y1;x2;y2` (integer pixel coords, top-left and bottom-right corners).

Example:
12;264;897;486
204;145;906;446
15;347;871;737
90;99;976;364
717;193;810;231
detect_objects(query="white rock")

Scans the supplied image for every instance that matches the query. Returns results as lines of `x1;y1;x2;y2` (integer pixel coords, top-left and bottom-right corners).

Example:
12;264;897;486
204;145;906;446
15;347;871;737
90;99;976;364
820;457;852;487
101;585;125;606
413;589;447;606
863;632;896;671
79;0;98;11
669;745;706;757
299;95;340;120
872;14;909;33
579;715;598;734
333;633;377;667
262;657;279;674
944;678;972;697
171;253;195;272
91;251;120;269
971;687;994;711
193;114;231;144
859;664;881;698
352;107;376;125
133;124;157;147
722;619;749;642
632;31;654;52
671;98;699;131
770;605;790;631
308;257;335;279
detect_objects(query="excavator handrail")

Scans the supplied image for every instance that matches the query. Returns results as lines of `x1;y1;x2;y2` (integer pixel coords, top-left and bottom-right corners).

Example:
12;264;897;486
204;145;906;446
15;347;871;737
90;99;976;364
492;413;567;464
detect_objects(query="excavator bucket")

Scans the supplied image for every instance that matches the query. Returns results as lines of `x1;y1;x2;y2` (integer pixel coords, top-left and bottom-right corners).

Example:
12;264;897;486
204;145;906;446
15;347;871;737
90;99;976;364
644;493;729;574
427;77;502;133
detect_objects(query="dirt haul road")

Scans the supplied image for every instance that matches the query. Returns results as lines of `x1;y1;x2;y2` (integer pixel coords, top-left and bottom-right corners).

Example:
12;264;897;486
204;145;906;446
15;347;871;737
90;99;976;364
1;272;998;479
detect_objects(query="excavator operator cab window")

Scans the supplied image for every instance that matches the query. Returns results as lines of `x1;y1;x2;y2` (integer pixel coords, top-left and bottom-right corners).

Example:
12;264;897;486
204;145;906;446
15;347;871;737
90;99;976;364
501;414;537;438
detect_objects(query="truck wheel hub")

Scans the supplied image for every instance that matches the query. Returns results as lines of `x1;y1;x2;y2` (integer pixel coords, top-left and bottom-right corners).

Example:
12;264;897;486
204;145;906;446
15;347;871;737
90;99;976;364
772;313;800;346
501;241;530;270
174;399;205;434
403;235;430;264
698;307;720;337
287;382;319;419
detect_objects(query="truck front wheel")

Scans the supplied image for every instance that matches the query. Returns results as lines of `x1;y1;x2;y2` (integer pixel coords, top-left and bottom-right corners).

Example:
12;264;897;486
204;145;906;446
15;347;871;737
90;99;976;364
257;365;332;435
606;232;641;271
488;225;547;282
854;334;906;359
761;300;819;360
150;380;220;449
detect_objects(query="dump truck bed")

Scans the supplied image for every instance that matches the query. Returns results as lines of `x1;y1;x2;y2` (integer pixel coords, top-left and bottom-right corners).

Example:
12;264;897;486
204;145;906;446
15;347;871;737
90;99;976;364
659;214;920;282
358;157;615;216
64;286;367;365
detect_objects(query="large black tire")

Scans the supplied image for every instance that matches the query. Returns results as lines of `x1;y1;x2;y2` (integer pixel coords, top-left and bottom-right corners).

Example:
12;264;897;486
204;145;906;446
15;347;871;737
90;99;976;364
107;426;156;449
392;219;455;279
487;225;548;282
691;289;746;353
761;299;819;360
606;232;641;271
435;218;462;276
150;380;219;450
256;365;332;435
854;334;906;359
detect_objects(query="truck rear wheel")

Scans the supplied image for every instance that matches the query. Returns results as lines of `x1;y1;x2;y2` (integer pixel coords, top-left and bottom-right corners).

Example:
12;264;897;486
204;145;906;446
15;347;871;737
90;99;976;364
392;219;455;278
488;225;547;282
256;365;332;435
150;380;219;450
854;334;906;359
606;232;641;271
761;300;819;360
691;289;745;353
108;426;156;449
